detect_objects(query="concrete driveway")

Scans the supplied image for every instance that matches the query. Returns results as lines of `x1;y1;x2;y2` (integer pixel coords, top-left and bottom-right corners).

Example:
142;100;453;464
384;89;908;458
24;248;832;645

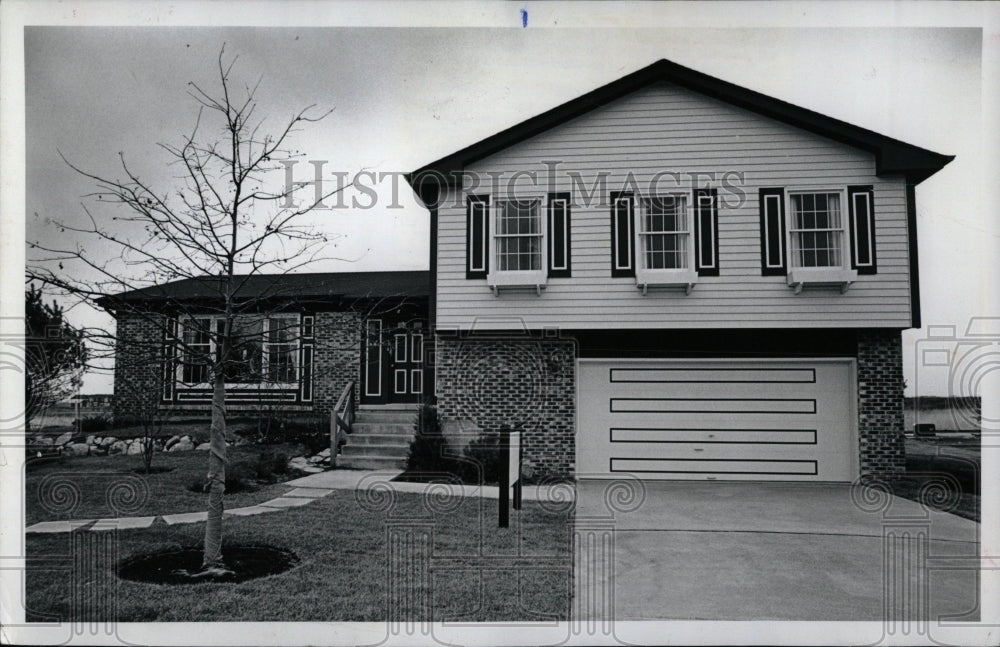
573;480;980;621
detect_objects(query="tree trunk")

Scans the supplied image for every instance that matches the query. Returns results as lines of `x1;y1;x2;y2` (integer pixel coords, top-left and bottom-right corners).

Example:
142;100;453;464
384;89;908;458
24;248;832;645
202;371;227;568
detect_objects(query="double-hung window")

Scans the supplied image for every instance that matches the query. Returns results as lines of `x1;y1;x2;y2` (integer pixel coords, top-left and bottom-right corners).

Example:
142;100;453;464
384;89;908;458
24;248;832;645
639;195;690;270
788;192;844;269
496;198;543;272
632;194;698;293
759;186;873;292
486;196;548;293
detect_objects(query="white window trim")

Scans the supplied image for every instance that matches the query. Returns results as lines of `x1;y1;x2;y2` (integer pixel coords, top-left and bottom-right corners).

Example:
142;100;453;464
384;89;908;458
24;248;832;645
784;188;858;294
633;192;698;295
487;195;548;295
175;314;300;388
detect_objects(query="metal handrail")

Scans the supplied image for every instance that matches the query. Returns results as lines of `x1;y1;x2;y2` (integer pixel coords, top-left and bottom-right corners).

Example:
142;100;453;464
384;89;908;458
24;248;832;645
331;381;355;467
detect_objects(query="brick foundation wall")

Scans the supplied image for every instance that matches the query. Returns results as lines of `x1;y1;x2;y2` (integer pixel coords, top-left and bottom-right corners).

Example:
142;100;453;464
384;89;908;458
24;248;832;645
112;314;166;421
434;335;577;480
857;329;906;477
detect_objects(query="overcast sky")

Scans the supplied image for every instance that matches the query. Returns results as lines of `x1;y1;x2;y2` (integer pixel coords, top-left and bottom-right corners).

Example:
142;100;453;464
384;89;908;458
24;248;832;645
12;6;997;396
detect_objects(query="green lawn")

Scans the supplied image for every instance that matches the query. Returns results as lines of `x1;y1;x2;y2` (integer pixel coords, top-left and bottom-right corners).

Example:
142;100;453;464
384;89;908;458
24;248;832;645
24;443;306;525
25;491;573;622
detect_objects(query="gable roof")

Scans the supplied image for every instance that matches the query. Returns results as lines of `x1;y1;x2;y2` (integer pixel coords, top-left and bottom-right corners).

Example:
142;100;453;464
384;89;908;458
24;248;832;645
408;58;953;189
96;270;429;310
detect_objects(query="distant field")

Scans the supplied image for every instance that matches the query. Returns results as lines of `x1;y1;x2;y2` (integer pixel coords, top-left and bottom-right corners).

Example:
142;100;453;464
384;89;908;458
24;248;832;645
29;405;111;430
904;398;981;432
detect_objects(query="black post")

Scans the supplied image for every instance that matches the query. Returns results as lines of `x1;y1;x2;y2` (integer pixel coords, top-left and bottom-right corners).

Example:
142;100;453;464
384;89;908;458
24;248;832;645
499;428;509;528
513;479;522;511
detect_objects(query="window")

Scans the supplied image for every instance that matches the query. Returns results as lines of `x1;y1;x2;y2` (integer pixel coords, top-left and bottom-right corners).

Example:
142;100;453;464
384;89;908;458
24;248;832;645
759;187;868;292
177;314;299;385
639;196;689;269
612;189;715;290
265;316;298;383
496;199;542;271
788;192;844;268
626;193;699;293
486;196;549;293
180;318;211;384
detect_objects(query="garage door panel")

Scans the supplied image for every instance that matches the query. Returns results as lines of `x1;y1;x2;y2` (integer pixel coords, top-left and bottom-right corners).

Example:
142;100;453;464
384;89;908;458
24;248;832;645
610;428;818;444
611;458;819;476
609;367;816;384
601;411;829;429
578;359;855;481
609;397;817;414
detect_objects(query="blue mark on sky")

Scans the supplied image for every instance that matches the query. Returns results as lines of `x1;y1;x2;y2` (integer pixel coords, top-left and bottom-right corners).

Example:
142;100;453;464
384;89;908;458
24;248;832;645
521;8;528;28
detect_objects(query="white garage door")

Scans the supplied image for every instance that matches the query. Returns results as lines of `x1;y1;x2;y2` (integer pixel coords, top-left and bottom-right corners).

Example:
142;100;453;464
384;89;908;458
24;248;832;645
577;359;856;481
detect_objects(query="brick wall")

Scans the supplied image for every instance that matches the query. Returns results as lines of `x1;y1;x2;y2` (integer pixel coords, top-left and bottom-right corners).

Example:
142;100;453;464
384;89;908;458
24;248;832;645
111;310;362;419
434;335;577;480
310;311;363;416
112;314;166;420
856;329;906;477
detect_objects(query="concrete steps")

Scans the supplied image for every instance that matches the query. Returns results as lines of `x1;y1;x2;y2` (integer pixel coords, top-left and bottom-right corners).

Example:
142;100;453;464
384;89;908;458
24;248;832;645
336;406;418;470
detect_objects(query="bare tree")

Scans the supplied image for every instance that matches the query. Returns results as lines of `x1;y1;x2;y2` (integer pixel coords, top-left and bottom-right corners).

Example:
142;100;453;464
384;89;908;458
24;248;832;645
28;47;345;575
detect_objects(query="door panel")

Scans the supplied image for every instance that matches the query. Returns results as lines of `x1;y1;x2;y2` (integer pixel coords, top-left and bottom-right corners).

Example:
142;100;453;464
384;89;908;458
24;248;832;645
361;319;424;404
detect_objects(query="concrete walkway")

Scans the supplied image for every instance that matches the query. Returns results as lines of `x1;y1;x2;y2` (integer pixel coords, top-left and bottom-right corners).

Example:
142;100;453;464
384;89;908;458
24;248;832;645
25;469;572;534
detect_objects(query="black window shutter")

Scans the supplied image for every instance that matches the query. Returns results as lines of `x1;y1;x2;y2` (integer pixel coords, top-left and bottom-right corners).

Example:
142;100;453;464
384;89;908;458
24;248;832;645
759;187;786;276
848;185;877;275
548;192;571;278
610;191;635;277
694;188;719;276
466;194;489;279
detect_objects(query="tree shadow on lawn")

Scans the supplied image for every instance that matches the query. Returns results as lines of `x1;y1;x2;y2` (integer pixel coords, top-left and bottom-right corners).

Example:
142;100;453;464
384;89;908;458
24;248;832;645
25;490;574;622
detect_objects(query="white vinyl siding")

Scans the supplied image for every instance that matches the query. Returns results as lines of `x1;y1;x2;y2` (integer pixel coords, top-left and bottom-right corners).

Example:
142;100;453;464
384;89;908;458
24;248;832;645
435;81;911;330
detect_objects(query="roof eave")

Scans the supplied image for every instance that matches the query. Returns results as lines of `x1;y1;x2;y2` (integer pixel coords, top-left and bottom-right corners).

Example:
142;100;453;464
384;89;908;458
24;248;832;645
406;58;955;188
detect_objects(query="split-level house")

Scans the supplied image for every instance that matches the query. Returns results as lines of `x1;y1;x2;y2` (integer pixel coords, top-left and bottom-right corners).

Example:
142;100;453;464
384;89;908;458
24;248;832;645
406;59;952;481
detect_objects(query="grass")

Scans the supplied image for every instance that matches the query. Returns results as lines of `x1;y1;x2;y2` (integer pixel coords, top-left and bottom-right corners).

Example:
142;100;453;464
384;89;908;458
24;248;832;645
887;436;980;522
25;490;573;622
24;443;307;525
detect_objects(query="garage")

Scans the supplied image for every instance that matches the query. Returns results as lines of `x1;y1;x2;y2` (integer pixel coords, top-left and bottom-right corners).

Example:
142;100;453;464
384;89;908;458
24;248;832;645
577;359;856;481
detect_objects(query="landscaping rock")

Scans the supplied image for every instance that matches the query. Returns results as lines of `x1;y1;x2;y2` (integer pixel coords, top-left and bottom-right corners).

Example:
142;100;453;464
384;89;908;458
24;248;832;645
55;432;73;447
301;465;324;474
165;435;181;450
109;440;128;455
86;434;96;445
35;437;54;447
66;443;90;457
195;442;211;451
99;436;117;448
317;448;331;458
308;455;324;464
287;456;309;471
168;438;194;452
126;441;145;455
